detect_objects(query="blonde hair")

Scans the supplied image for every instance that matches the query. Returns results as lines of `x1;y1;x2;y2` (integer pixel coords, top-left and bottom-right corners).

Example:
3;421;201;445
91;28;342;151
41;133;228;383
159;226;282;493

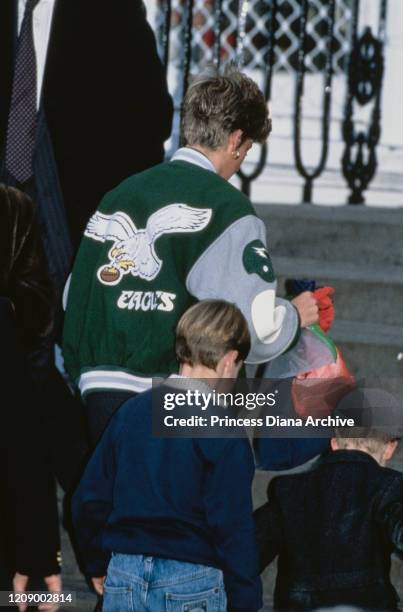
334;388;402;460
176;299;250;369
181;65;271;150
334;429;395;458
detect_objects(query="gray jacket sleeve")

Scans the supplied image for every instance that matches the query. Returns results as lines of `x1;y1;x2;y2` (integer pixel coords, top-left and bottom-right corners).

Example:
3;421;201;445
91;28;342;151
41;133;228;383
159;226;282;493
186;215;299;363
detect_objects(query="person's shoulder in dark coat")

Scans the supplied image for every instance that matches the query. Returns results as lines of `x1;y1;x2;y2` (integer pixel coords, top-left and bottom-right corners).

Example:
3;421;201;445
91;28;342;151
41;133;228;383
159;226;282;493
254;448;403;610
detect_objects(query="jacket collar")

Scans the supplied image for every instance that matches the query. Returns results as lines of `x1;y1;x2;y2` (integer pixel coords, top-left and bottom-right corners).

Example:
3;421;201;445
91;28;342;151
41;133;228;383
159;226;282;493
171;147;217;174
319;449;379;467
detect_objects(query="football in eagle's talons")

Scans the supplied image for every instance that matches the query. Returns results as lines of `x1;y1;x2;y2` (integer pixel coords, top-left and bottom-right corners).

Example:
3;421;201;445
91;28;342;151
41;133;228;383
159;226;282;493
99;266;121;283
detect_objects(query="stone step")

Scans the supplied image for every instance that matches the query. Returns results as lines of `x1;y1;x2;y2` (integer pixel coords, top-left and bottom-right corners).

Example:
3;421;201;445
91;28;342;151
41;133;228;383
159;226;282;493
304;319;403;395
333;343;403;398
274;255;403;326
332;319;403;349
255;203;403;267
254;203;403;393
331;320;403;396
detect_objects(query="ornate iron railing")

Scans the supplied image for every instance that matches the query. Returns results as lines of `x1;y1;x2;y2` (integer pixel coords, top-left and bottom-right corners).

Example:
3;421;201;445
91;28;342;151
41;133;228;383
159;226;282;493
341;0;388;204
156;0;388;204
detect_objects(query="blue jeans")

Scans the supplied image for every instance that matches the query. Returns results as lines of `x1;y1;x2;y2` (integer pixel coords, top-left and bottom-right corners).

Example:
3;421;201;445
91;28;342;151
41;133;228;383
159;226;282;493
103;554;227;611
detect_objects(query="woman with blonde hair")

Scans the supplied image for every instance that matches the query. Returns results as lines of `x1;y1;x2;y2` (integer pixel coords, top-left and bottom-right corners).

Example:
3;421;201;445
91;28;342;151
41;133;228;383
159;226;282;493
64;66;319;445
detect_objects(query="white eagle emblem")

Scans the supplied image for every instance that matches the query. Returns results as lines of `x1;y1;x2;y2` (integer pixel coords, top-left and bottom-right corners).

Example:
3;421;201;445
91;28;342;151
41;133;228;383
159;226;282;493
253;246;269;259
84;204;212;285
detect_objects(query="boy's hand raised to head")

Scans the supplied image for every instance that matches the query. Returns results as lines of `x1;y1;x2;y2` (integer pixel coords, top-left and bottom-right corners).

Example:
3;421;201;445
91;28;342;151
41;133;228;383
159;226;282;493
291;291;319;328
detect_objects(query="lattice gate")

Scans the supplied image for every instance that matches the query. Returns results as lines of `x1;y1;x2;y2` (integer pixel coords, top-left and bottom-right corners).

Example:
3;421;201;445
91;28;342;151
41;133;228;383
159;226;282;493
155;0;352;73
152;0;389;205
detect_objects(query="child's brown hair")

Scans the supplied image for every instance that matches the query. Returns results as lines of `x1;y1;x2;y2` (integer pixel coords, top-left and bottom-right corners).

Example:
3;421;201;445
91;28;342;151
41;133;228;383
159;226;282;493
176;299;250;369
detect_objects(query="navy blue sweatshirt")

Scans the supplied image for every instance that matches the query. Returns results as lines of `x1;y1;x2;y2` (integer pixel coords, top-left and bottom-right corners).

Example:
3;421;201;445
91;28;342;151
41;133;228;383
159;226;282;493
72;385;263;611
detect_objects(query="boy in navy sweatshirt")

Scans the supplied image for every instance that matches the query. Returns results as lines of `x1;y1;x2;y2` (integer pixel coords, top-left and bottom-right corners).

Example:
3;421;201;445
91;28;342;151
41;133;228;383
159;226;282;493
72;299;262;612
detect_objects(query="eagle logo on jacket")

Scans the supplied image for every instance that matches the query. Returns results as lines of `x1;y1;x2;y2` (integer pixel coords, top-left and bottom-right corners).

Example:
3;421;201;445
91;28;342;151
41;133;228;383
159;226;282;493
84;204;212;285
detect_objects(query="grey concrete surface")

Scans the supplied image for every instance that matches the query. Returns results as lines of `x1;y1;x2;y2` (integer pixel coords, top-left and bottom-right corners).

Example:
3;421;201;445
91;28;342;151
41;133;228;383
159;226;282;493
258;203;403;395
256;204;403;268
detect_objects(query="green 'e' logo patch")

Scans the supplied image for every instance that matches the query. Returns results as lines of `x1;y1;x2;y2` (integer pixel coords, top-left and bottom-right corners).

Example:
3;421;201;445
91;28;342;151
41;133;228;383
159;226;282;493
242;240;275;282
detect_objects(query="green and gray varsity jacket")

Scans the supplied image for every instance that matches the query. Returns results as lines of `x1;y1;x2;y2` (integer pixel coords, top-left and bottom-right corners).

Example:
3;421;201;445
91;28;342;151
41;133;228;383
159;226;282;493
63;148;299;396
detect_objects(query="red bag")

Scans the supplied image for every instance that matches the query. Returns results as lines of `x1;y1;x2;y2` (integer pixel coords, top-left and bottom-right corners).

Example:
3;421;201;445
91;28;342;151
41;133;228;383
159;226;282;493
291;347;355;418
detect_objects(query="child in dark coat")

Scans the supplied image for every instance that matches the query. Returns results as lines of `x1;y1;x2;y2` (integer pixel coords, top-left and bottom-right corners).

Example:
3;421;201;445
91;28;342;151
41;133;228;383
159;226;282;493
254;388;403;611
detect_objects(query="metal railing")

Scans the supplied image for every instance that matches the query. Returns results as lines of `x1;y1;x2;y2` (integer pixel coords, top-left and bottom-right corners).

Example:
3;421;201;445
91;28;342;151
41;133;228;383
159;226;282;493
156;0;388;204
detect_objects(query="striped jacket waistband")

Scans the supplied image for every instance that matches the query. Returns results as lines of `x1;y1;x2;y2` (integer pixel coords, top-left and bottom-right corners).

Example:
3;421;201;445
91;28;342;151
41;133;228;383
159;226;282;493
78;369;153;396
